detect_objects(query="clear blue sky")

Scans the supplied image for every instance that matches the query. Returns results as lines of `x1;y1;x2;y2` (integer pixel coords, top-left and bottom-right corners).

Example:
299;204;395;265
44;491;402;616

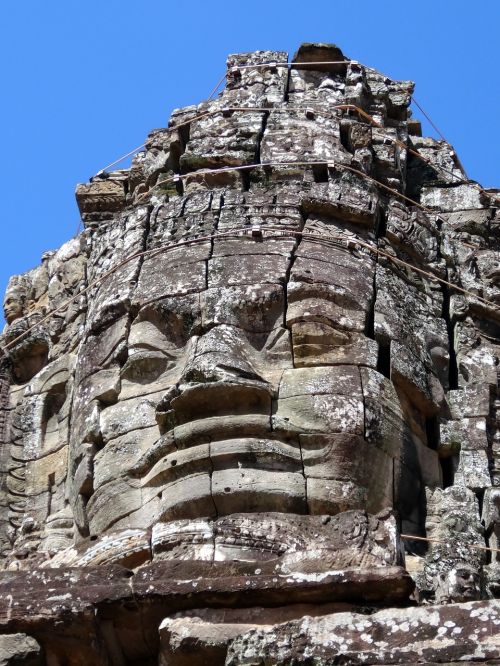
1;0;498;326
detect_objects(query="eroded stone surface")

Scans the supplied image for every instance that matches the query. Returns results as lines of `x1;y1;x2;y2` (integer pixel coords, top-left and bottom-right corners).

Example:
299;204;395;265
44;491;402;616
0;42;499;664
225;600;500;665
0;634;41;666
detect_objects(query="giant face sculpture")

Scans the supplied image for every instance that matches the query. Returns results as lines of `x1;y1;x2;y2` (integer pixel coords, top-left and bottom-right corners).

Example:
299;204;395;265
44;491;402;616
0;45;496;615
14;179;446;575
3;277;27;325
74;207;390;539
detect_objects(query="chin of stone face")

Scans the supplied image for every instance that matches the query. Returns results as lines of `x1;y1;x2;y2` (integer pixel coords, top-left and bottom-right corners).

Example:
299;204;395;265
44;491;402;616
1;41;499;665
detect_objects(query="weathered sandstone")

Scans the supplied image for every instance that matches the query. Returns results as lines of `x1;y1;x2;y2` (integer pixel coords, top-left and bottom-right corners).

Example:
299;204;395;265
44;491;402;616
1;41;499;664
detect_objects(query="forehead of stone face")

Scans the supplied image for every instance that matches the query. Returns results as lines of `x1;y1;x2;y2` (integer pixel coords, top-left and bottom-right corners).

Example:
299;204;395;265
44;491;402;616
209;235;296;289
4;276;27;305
136;226;294;341
156;191;298;277
453;564;479;578
287;217;376;330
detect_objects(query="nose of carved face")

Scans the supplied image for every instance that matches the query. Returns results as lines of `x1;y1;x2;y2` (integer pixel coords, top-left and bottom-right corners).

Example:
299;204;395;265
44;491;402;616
179;326;269;385
153;325;275;442
140;320;307;520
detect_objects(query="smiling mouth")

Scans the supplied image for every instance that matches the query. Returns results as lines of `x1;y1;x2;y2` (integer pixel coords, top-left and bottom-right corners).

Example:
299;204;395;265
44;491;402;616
4;305;22;320
169;380;275;423
133;380;308;520
141;410;303;491
154;379;279;449
139;432;307;523
174;413;272;447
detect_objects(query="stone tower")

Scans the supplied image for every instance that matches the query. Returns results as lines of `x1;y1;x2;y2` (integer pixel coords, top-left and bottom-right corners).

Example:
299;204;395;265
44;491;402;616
0;43;500;664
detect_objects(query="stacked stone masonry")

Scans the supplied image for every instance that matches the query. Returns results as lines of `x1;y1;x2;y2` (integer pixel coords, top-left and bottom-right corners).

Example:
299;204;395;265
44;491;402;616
0;43;500;664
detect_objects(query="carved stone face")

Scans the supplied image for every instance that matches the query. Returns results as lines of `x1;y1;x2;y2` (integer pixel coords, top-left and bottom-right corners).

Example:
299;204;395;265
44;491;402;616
6;50;500;666
65;197;442;554
3;45;475;585
3;281;25;324
436;564;481;604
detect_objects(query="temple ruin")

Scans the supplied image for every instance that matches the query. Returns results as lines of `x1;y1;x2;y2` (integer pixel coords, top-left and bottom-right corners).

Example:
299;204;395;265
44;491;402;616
0;42;500;664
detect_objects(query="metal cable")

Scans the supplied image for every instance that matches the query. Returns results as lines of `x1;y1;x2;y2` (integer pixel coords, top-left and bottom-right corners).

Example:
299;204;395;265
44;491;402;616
99;143;146;174
135;157;438;215
89;71;228;177
206;71;227;101
401;533;499;554
228;60;348;69
2;223;497;352
85;54;498;209
410;97;447;143
96;102;499;208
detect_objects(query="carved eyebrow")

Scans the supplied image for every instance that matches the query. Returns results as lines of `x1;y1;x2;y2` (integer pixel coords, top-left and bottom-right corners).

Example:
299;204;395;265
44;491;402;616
131;314;198;347
286;282;369;312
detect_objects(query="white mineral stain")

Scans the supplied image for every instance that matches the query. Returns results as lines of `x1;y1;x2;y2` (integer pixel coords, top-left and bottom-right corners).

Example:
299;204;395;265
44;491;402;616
355;622;371;632
286;571;334;582
47;593;72;602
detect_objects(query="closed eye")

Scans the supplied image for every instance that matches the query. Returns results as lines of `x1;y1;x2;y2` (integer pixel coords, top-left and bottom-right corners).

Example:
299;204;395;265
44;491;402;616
120;350;172;383
292;321;351;346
